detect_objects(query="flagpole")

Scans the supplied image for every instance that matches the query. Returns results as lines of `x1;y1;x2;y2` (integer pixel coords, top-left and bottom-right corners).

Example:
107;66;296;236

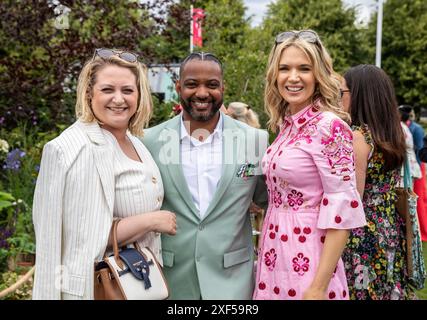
190;5;193;53
375;0;383;68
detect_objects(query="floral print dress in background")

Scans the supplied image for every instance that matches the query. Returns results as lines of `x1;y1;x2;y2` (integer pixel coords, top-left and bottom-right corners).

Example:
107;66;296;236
253;102;367;300
342;125;416;300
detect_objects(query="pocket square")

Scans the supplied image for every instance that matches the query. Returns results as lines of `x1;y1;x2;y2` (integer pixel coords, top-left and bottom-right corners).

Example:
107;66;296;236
236;162;256;179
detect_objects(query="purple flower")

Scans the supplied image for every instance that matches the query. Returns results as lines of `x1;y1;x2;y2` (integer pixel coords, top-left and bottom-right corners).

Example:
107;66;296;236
0;226;15;249
3;148;26;171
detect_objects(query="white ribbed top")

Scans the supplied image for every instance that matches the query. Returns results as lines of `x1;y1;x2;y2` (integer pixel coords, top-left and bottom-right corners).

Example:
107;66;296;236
102;129;164;264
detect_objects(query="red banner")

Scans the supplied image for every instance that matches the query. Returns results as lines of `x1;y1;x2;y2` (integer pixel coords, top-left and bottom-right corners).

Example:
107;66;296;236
192;8;205;48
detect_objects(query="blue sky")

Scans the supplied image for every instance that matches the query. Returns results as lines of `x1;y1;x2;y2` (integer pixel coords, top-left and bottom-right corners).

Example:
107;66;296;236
243;0;377;26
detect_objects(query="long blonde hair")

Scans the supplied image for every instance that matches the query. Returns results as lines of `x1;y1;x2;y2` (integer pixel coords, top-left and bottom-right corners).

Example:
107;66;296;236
264;32;349;132
75;54;152;137
227;102;261;128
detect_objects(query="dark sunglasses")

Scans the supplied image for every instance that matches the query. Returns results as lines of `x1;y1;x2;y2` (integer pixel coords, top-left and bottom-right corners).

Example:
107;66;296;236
275;30;320;46
93;48;139;63
340;89;350;98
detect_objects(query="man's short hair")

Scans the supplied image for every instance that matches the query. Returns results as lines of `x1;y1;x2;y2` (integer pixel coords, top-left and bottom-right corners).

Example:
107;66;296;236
179;52;223;78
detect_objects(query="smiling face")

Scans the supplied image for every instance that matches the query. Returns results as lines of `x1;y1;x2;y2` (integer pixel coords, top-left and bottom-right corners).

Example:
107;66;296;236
90;65;138;134
176;59;224;123
277;45;316;114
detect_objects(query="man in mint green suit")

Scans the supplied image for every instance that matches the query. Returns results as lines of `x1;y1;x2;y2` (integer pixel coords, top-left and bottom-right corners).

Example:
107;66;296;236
143;52;268;299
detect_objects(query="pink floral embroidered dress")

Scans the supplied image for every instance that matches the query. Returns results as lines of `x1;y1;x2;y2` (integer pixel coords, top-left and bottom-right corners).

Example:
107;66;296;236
254;102;367;300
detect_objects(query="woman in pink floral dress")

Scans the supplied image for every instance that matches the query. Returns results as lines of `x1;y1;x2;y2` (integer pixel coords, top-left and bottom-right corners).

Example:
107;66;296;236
253;30;367;300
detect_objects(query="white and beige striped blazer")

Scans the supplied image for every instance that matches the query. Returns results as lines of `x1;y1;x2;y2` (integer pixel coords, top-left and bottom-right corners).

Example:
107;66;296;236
32;120;132;299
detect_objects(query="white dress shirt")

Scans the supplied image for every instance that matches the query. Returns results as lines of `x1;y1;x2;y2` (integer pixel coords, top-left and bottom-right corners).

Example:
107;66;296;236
180;114;223;219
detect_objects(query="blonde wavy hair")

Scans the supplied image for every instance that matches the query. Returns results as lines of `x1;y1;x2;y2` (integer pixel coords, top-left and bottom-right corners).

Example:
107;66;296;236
75;53;152;137
264;31;349;132
227;102;261;128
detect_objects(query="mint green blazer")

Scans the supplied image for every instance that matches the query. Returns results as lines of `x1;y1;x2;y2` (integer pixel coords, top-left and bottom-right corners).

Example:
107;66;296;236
143;114;268;299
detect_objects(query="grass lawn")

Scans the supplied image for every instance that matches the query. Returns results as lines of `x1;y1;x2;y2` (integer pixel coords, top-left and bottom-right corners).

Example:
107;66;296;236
415;242;427;299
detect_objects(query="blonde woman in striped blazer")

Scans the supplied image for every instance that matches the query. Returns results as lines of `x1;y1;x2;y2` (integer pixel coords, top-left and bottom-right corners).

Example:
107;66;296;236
32;49;177;300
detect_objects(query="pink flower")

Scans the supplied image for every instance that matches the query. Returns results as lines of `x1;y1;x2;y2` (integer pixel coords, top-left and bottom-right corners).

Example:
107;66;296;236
292;252;310;276
264;248;277;271
273;187;283;208
287;189;304;210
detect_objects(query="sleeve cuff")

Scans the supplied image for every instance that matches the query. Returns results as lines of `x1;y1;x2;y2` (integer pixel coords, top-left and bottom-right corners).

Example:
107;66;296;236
317;190;367;229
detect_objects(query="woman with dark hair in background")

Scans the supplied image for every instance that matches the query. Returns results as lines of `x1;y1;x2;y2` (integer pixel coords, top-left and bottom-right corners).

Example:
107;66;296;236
341;64;415;300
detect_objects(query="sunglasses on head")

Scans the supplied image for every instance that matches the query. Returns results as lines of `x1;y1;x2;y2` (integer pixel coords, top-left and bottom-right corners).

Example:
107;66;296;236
93;48;139;63
275;30;320;46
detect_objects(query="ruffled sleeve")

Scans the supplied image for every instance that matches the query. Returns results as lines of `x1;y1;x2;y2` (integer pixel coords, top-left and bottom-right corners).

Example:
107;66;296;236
313;115;367;230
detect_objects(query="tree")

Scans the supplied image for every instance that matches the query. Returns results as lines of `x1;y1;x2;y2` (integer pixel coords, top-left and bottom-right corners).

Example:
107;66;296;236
160;0;252;98
196;0;255;114
0;0;177;130
368;0;427;109
261;0;371;72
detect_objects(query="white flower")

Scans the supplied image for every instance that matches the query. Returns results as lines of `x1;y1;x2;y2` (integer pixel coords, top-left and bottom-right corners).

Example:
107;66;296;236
0;139;9;153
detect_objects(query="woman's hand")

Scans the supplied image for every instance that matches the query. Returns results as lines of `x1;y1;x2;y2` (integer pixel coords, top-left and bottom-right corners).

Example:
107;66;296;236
150;210;177;235
109;210;177;248
303;229;350;301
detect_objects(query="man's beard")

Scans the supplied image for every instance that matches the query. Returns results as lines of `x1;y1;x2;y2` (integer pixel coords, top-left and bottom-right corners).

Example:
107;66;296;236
180;98;223;122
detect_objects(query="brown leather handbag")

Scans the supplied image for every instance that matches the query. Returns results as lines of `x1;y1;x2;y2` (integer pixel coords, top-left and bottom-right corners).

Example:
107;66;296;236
94;219;169;300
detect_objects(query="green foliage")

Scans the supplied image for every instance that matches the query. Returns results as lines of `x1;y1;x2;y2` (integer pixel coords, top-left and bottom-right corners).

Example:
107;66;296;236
1;200;35;266
0;192;16;224
415;242;427;299
0;191;17;271
0;270;33;300
0;0;178;130
0;193;32;273
0;123;64;273
261;0;371;71
194;0;250;59
367;0;427;108
1;124;62;206
149;96;177;128
151;2;191;63
0;192;14;211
